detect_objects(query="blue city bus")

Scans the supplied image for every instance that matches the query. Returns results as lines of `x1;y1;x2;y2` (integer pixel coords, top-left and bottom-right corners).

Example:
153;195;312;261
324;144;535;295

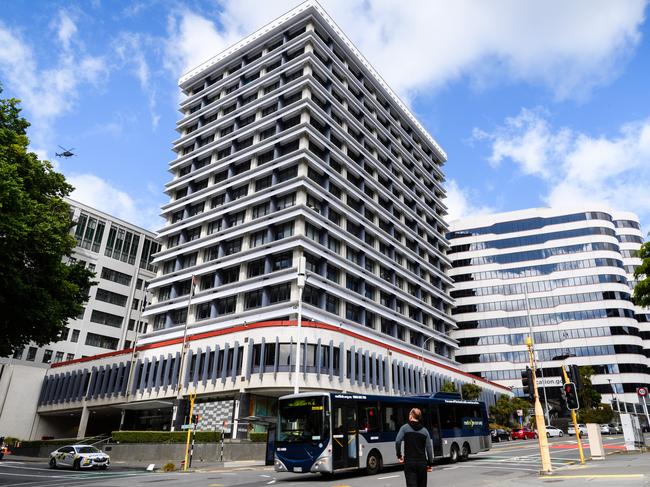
274;391;490;475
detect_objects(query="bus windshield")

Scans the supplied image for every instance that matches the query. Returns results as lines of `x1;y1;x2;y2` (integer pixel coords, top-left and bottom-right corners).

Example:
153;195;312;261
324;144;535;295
278;396;327;443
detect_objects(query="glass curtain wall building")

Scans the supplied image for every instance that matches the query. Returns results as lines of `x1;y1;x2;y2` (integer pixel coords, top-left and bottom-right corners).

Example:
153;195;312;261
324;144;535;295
448;208;650;407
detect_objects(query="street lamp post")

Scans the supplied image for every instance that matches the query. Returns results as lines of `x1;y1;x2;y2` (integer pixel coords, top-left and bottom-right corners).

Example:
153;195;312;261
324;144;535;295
170;275;197;431
293;256;307;395
420;336;436;394
523;286;550;425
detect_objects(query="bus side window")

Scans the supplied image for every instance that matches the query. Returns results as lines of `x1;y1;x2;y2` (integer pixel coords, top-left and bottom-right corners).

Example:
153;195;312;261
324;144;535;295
360;405;380;432
439;406;457;429
382;406;398;432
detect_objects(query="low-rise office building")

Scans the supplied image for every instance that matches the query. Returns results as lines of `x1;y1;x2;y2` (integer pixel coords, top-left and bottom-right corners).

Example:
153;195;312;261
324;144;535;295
0;198;158;439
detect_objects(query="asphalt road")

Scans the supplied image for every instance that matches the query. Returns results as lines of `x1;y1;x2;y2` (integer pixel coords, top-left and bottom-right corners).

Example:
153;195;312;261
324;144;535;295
0;435;638;487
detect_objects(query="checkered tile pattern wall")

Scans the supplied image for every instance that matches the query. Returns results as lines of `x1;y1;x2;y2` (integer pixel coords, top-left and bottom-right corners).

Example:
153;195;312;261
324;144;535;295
194;399;234;431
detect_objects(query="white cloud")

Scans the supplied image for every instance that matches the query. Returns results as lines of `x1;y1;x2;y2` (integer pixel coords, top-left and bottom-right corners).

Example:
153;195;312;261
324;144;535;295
475;109;650;228
444;179;494;224
113;33;160;128
163;0;647;101
0;14;107;150
68;174;163;230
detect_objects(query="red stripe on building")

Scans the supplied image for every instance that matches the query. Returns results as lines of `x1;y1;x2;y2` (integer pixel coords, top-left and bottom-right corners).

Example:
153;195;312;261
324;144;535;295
51;319;509;392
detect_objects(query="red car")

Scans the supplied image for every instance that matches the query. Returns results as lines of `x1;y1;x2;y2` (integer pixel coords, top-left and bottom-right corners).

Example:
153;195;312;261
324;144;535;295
511;427;538;440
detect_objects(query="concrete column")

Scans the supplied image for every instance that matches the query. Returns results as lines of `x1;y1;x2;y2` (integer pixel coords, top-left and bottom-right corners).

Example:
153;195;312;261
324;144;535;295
77;404;90;439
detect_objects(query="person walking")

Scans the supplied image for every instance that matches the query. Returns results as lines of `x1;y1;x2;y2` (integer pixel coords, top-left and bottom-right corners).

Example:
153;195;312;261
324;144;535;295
395;408;433;487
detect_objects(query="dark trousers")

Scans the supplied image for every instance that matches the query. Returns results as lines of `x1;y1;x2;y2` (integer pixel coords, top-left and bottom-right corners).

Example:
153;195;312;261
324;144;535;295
404;462;427;487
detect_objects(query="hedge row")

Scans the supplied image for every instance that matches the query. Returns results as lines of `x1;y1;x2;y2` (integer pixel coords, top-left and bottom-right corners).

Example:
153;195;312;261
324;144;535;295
249;432;268;442
112;431;222;443
19;438;84;448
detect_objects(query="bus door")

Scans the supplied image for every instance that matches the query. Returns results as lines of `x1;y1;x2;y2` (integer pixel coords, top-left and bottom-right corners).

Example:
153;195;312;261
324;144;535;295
426;406;443;457
332;404;359;469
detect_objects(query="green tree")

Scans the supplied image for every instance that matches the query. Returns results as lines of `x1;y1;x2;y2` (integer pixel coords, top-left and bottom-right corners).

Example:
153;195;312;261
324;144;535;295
579;404;614;424
489;395;531;426
461;383;482;400
0;88;94;357
633;241;650;307
577;366;601;410
440;381;457;393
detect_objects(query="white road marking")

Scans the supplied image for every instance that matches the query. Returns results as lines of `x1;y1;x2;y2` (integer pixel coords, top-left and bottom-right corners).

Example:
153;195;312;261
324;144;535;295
266;480;276;485
260;474;271;477
377;474;400;479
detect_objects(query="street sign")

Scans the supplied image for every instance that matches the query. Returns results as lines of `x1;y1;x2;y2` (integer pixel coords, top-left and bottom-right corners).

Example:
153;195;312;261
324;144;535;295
181;424;195;430
637;387;648;397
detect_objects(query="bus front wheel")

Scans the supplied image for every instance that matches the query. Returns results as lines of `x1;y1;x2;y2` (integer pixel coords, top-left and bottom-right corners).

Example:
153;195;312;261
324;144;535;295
449;444;460;464
366;450;382;475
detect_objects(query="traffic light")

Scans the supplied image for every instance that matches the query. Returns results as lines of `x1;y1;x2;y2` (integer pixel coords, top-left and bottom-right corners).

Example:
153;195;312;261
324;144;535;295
191;414;201;425
568;365;582;390
564;382;579;410
521;367;534;400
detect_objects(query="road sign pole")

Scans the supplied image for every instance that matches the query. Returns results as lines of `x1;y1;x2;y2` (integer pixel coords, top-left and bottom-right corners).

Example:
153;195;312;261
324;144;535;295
637;388;650;429
183;393;196;471
561;366;585;464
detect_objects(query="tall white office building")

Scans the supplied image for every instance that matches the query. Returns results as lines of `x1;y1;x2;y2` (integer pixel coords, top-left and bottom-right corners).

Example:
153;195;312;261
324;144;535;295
448;207;649;408
32;1;508;441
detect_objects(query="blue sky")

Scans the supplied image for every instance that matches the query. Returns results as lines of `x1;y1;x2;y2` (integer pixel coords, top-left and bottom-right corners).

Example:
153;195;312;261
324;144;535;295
1;0;649;232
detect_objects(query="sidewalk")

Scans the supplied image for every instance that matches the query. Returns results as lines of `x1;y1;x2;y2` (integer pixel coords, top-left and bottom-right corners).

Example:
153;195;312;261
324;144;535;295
540;450;650;483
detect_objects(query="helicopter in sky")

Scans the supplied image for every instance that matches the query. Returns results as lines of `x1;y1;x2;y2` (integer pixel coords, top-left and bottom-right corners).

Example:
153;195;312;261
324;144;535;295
55;146;76;158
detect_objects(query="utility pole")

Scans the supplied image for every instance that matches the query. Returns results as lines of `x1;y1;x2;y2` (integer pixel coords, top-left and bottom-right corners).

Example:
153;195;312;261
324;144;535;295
523;286;549;424
525;337;552;473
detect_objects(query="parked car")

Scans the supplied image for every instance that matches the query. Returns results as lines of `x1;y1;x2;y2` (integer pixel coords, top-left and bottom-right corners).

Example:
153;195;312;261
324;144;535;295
491;428;511;442
567;424;587;436
49;445;110;470
600;424;614;435
511;427;537;440
610;423;623;434
545;425;564;438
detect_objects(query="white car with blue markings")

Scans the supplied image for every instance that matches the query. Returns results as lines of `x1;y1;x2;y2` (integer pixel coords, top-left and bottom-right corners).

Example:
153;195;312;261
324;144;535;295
49;445;110;470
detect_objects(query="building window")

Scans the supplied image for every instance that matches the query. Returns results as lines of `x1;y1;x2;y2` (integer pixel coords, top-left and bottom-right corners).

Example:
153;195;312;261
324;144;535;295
90;310;123;328
66;353;75;361
346;303;361;323
95;288;128;307
326;265;340;284
325;294;339;314
269;284;291;304
223;238;242;256
276;193;296;210
217;296;236;314
245;290;263;309
255;175;272;191
272;252;292;271
85;333;119;350
42;350;53;363
252;202;270;219
248;259;265;278
250;230;268;248
54;351;64;363
221;266;240;285
273;222;294;240
71;330;80;343
26;347;37;361
100;267;132;286
196;302;211;321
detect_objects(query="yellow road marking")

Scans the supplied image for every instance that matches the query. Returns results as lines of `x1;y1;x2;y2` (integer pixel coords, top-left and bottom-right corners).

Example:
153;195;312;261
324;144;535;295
546;474;644;479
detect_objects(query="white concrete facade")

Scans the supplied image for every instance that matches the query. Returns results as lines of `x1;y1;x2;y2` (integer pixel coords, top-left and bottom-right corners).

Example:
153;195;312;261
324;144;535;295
31;1;509;439
448;207;650;407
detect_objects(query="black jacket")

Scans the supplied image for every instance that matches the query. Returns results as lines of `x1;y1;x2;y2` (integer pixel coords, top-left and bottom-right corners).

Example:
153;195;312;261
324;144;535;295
395;420;434;465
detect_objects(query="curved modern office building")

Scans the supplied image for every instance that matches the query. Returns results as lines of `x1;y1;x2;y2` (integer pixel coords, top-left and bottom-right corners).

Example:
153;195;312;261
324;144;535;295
448;208;650;407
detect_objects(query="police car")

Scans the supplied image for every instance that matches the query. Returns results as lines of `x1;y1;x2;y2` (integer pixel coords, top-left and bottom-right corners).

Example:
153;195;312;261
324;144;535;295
49;445;110;470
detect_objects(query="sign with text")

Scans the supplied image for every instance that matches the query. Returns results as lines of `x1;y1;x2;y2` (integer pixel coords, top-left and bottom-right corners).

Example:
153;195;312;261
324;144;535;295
536;376;563;387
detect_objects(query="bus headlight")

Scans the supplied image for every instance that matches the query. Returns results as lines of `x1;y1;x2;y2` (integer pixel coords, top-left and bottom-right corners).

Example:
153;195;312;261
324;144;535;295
310;451;332;472
274;458;288;472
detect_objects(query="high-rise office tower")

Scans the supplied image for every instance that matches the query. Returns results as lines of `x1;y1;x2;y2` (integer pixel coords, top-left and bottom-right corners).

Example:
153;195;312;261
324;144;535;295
32;1;508;440
448;207;650;408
